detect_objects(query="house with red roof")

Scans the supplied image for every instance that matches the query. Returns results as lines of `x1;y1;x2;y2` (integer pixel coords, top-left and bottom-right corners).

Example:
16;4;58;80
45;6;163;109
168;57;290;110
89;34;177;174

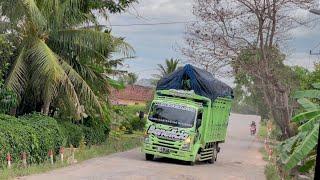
109;85;154;105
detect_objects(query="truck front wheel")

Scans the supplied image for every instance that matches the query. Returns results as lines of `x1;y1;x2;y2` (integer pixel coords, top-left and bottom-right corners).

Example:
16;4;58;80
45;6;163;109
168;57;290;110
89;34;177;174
145;153;154;161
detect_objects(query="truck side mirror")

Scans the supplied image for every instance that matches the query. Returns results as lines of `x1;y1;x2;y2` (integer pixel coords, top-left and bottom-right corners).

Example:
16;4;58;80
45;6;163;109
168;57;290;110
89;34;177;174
196;112;202;128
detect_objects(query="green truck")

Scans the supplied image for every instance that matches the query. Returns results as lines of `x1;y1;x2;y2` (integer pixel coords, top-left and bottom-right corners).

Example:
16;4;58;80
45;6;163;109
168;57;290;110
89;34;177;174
142;64;233;165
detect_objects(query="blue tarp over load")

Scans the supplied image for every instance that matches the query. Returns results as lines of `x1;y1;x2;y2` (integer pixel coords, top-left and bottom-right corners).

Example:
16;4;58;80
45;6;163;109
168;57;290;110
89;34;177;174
156;64;233;101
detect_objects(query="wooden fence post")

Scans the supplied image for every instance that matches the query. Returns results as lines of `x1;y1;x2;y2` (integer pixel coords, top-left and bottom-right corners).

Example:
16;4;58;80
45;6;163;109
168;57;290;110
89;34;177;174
6;152;11;169
48;150;53;165
60;147;64;163
21;152;27;168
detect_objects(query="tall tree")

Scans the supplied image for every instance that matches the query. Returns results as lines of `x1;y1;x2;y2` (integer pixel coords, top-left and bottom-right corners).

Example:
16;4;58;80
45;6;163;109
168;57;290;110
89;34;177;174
0;0;134;119
184;0;315;138
126;72;138;85
156;58;180;78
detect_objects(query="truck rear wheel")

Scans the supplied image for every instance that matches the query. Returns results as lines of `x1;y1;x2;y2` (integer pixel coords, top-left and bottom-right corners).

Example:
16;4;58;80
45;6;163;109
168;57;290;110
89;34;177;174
208;146;218;164
145;153;154;161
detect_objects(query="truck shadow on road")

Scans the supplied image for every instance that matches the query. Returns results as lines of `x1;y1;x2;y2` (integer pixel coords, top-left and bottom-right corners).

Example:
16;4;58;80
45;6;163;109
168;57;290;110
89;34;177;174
149;157;212;166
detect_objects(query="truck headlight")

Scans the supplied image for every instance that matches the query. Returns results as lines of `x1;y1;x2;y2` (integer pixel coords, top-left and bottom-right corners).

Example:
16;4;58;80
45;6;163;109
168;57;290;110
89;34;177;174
181;136;192;150
144;134;151;144
144;137;150;144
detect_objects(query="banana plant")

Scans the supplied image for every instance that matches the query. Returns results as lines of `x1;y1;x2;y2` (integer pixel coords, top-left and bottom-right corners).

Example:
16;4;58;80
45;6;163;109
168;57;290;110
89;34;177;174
278;83;320;171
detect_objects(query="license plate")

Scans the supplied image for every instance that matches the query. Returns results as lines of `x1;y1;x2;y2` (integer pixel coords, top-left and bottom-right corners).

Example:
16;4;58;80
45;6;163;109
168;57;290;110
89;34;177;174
157;147;170;153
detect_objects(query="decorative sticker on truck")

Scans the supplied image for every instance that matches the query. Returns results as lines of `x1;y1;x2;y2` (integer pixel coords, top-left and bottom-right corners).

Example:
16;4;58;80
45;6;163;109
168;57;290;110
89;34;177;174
147;125;189;140
154;102;196;112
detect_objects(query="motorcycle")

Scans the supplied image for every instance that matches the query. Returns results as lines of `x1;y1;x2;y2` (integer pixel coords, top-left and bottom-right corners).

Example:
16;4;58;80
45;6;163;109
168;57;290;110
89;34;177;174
250;125;256;135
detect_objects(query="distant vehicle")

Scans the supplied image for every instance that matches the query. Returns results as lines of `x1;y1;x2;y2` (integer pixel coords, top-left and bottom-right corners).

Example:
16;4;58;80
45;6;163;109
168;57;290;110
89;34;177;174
142;64;233;165
250;121;256;135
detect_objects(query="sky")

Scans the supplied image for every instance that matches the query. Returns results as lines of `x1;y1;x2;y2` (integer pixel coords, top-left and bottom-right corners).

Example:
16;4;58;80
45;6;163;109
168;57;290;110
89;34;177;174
107;0;320;86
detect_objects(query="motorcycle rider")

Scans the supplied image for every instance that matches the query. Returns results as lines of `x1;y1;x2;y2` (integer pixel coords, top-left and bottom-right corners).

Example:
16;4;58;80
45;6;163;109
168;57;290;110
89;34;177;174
250;121;256;135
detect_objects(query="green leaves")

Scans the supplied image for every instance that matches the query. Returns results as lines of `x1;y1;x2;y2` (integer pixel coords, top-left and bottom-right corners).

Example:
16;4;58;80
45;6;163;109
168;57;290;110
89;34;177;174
293;90;320;99
2;0;134;120
5;47;27;96
285;125;319;170
292;110;320;122
279;85;320;171
297;98;319;111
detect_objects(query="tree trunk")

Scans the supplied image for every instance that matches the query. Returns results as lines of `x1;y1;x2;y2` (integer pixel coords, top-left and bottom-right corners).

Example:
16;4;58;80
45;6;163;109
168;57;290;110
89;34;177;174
41;100;50;115
262;83;294;139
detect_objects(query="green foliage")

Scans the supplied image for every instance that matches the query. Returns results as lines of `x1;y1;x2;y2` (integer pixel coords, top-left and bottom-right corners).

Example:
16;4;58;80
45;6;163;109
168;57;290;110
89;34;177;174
59;122;83;147
0;87;17;114
84;0;136;13
111;105;147;133
0;131;142;179
154;58;180;79
277;84;320;171
59;118;109;147
1;0;134;120
0;114;65;167
265;163;281;180
119;72;138;85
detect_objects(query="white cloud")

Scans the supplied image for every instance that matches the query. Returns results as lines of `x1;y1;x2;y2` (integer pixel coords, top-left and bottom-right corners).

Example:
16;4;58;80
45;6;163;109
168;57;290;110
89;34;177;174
105;0;320;81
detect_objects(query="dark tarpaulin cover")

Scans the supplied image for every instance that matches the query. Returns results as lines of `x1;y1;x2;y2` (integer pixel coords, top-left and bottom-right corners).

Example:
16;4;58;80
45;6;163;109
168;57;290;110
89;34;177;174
156;64;233;101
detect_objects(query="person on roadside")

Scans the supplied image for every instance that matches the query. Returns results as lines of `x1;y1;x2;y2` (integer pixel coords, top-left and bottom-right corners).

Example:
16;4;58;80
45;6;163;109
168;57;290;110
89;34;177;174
139;111;144;120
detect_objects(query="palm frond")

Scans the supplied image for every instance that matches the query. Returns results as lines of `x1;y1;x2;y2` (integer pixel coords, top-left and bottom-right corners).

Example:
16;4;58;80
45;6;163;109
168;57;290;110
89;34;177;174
5;47;28;96
52;29;114;55
112;37;135;57
63;75;82;120
61;61;104;120
22;0;47;29
28;39;65;108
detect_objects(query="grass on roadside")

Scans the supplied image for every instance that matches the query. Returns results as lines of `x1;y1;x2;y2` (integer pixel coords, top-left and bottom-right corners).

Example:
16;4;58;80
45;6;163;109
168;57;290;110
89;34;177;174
258;121;268;139
265;163;281;180
258;121;285;180
0;131;142;180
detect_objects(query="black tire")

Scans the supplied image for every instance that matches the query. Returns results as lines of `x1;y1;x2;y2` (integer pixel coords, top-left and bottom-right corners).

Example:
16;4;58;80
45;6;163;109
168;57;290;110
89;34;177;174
145;153;154;161
189;161;195;166
208;146;218;164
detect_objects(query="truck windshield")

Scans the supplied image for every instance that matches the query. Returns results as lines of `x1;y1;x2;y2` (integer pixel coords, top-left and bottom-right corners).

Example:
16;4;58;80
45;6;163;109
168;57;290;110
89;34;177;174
148;102;196;128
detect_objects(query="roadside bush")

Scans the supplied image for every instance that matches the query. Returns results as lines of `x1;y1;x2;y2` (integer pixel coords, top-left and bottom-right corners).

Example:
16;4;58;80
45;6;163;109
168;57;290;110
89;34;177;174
59;117;109;147
59;122;83;147
0;114;64;167
112;105;147;133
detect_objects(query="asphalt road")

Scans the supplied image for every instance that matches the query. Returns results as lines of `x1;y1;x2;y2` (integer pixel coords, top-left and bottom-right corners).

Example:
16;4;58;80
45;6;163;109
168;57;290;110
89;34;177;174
21;113;266;180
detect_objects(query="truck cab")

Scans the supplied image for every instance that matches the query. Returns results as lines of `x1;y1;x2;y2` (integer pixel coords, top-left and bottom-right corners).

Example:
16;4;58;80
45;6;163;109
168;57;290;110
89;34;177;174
143;89;230;165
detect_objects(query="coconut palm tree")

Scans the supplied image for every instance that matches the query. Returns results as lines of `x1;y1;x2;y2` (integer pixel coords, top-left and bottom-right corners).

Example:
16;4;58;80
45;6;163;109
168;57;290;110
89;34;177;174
0;0;133;119
156;58;180;78
126;73;138;85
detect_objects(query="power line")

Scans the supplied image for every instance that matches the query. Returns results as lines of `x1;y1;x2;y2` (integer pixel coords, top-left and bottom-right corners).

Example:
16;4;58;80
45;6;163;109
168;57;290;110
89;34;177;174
110;21;196;27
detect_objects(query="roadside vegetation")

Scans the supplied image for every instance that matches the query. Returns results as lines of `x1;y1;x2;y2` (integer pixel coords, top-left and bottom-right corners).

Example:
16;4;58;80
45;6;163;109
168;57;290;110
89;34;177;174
184;0;319;179
0;131;142;179
0;0;145;179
